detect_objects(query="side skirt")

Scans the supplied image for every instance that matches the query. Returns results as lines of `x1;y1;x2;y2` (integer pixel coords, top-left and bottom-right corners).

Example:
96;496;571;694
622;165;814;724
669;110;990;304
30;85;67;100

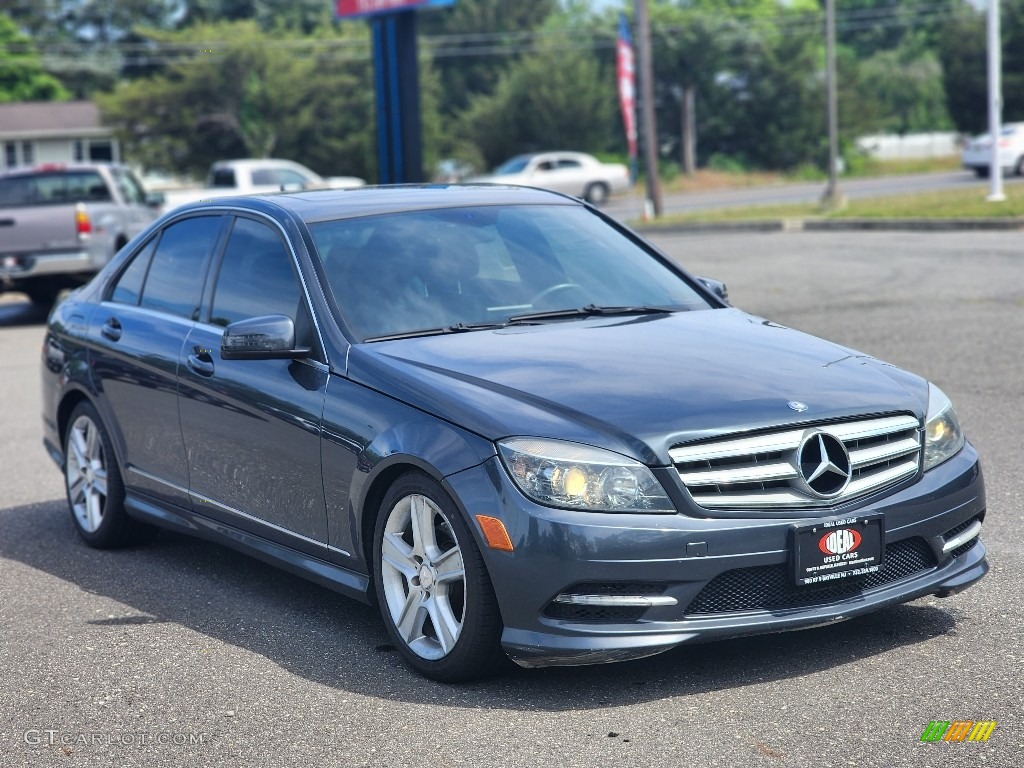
124;493;372;604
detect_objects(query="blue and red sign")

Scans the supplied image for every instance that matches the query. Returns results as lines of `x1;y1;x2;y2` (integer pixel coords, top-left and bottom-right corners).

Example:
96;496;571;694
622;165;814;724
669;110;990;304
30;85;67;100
335;0;454;20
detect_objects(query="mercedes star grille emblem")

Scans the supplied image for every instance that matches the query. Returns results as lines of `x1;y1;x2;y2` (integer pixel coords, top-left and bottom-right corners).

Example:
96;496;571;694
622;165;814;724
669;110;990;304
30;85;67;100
797;431;852;498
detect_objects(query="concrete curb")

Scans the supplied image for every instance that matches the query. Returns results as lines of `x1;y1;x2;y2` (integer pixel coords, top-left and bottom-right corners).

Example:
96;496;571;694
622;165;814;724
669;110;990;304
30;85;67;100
632;217;1024;235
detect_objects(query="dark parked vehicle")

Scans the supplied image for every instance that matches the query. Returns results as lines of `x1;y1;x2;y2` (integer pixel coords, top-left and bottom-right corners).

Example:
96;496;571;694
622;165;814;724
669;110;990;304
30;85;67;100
42;186;987;681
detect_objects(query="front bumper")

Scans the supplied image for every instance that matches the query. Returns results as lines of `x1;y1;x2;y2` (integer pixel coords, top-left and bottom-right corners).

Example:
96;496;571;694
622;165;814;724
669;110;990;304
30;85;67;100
444;442;987;668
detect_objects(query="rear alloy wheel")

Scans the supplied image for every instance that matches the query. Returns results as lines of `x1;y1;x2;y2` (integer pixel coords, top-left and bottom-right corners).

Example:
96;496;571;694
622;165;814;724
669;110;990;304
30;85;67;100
584;182;610;206
64;401;156;548
373;472;504;682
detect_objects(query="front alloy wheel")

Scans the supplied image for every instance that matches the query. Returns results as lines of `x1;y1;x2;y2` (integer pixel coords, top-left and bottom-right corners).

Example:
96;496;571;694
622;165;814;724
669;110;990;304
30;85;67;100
373;473;504;681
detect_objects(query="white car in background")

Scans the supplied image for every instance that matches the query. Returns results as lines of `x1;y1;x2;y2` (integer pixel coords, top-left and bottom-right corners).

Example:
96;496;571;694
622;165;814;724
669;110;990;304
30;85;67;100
160;159;365;210
468;151;630;205
961;122;1024;177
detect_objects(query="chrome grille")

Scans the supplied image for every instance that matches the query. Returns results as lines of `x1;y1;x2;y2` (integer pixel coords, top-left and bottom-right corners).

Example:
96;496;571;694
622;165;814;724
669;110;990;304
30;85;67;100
671;414;921;510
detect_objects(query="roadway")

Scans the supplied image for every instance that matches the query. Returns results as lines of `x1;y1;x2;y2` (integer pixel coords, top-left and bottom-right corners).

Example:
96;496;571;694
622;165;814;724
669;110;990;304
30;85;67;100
604;169;1024;221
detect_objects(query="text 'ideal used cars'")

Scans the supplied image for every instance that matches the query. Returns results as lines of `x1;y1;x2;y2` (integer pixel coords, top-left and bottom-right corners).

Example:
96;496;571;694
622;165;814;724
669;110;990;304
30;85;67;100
42;186;987;681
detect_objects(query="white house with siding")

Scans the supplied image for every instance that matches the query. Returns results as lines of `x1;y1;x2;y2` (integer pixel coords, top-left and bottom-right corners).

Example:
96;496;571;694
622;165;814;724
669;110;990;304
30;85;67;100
0;101;120;170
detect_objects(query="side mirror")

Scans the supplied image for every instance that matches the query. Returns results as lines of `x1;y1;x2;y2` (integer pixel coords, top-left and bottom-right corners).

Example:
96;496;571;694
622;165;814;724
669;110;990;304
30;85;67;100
145;191;166;208
221;314;311;360
696;276;731;306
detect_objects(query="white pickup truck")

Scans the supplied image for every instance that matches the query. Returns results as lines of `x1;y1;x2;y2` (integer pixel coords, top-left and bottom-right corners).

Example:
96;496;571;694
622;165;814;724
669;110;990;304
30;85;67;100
160;158;365;211
0;163;162;304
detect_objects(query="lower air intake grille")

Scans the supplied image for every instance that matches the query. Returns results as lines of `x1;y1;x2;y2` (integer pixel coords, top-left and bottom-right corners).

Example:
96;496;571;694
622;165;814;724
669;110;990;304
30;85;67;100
949;539;979;560
685;537;936;615
543;603;647;622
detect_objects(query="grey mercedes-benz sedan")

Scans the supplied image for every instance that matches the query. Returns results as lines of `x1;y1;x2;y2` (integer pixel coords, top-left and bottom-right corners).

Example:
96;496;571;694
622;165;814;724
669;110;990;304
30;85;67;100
42;185;987;681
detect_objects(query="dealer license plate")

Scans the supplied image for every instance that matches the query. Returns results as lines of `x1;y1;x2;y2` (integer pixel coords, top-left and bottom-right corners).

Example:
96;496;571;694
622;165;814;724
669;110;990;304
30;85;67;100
791;514;885;587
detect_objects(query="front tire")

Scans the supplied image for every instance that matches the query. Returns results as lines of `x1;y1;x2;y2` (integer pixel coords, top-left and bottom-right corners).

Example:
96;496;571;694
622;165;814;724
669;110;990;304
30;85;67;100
64;401;156;548
372;472;504;682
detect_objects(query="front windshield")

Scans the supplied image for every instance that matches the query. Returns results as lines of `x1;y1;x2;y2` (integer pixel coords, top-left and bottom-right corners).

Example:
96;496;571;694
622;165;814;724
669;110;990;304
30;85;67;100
309;204;713;341
492;156;532;175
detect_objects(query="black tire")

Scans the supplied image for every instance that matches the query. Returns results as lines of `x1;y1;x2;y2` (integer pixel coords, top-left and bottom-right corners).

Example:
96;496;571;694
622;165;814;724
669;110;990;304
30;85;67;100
63;401;157;548
584;182;610;206
973;166;989;179
1016;156;1024;177
372;471;505;682
23;281;61;306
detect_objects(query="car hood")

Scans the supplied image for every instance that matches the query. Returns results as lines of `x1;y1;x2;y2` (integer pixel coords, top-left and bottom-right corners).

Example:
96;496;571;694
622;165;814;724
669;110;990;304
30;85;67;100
347;308;928;466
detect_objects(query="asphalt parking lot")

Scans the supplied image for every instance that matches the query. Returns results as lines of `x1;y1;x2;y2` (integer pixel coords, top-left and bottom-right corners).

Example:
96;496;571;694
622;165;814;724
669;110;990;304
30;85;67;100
1;230;1021;768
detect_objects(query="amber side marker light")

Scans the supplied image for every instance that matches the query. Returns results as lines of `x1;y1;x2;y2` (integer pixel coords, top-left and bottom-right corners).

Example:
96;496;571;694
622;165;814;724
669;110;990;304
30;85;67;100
475;515;514;552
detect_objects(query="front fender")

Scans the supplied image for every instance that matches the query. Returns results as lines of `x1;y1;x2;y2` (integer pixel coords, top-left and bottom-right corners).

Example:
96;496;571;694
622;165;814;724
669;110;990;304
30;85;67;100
320;375;496;570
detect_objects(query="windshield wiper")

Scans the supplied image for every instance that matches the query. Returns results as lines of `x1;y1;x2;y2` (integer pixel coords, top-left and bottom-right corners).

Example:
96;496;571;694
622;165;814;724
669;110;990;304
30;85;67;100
363;307;674;341
507;304;676;324
364;321;510;342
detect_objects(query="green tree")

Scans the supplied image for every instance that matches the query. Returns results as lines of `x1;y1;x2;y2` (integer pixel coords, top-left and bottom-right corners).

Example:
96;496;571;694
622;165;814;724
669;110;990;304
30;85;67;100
0;13;69;101
650;6;758;169
938;0;1024;134
859;47;952;134
1;1;181;43
838;0;956;59
96;20;380;179
459;41;617;168
419;0;558;115
1;1;183;97
182;0;333;33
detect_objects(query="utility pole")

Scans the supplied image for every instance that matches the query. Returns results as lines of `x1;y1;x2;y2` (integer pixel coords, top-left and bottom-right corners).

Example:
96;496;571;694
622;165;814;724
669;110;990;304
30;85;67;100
821;0;843;207
635;0;662;218
987;0;1005;201
681;85;696;176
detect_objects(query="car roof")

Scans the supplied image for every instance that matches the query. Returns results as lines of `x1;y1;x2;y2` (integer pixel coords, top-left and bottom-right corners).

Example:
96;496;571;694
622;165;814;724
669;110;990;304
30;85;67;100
177;183;583;223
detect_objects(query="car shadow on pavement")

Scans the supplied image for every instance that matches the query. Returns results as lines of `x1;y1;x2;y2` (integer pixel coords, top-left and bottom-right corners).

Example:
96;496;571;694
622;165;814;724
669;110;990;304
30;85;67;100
1;500;959;710
0;296;49;326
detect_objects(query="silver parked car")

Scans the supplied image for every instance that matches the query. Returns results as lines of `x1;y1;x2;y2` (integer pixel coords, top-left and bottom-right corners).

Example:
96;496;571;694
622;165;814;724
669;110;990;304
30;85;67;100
468;151;630;205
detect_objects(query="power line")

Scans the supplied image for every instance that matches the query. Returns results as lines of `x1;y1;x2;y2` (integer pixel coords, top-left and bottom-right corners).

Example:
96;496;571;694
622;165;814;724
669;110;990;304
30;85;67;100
0;2;981;66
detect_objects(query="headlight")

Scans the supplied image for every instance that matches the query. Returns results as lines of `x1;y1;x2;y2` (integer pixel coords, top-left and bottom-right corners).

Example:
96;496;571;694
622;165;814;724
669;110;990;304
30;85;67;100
497;438;674;512
923;383;965;471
